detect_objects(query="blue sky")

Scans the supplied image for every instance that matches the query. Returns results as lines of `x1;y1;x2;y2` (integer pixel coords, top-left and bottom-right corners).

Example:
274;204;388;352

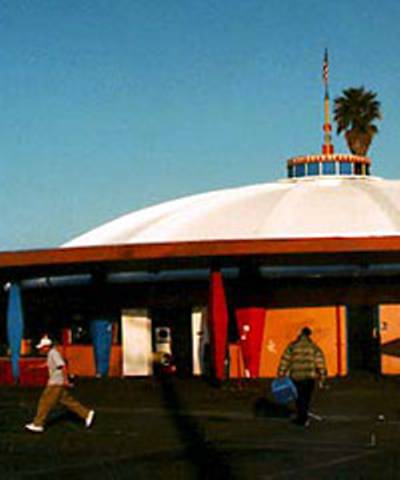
1;0;399;250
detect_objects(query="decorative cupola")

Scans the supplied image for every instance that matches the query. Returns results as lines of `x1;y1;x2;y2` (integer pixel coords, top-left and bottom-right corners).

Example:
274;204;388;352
287;50;371;179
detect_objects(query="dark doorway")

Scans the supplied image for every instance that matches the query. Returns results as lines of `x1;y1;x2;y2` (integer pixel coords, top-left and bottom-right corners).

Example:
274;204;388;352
152;308;193;377
347;306;381;373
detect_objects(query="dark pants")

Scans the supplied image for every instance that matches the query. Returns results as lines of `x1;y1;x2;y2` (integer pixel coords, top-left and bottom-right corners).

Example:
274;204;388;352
293;379;315;425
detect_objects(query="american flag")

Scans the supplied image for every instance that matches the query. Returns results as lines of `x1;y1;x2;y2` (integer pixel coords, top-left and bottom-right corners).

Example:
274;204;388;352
322;49;329;84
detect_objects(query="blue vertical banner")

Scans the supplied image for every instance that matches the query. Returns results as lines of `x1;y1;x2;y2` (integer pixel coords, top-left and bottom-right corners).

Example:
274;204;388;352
90;319;112;376
6;283;24;382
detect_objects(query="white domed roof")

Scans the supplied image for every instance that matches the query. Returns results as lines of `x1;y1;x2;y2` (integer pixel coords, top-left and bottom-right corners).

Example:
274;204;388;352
64;176;400;247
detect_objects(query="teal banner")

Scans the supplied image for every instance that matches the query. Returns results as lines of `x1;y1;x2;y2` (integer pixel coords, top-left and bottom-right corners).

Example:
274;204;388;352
90;319;112;377
6;284;24;381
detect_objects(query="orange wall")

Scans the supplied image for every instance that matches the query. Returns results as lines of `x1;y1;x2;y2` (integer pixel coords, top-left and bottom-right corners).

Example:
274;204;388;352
380;305;400;374
261;306;347;377
230;306;347;378
63;345;122;377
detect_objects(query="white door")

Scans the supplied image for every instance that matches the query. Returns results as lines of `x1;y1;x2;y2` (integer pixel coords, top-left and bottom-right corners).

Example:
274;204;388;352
192;307;209;375
122;309;153;376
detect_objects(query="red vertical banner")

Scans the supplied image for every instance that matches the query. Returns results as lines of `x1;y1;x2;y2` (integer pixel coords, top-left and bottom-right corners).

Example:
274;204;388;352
335;305;342;376
208;270;229;381
236;307;265;378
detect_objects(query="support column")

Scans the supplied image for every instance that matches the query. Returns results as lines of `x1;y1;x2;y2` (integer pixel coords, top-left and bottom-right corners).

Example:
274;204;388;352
6;283;24;382
235;307;265;378
208;270;229;381
61;328;72;357
90;319;112;377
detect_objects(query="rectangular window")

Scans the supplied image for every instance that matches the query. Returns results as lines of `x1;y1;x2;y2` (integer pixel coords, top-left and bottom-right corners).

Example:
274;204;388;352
295;164;305;177
339;162;352;175
307;163;319;176
322;161;336;175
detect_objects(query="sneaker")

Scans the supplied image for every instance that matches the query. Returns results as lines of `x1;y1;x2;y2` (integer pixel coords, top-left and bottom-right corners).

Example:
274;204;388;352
25;423;44;433
85;410;95;428
292;418;309;427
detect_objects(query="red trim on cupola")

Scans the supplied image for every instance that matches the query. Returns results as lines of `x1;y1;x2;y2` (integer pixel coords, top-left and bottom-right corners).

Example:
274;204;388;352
287;154;372;168
322;144;334;155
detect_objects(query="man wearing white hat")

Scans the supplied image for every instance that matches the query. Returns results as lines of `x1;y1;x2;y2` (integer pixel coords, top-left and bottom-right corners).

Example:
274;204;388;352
25;335;95;433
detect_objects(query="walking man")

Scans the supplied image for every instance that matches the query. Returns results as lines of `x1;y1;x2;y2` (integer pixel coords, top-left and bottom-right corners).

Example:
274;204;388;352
278;327;327;426
25;335;95;433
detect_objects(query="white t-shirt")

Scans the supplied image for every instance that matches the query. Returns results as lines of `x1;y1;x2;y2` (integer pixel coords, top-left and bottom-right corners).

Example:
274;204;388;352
47;347;66;386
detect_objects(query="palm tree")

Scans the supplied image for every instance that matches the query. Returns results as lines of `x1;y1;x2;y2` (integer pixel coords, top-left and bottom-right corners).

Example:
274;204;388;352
333;87;382;156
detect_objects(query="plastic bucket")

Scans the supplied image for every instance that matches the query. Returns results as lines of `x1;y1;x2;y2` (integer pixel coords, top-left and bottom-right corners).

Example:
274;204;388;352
271;377;297;404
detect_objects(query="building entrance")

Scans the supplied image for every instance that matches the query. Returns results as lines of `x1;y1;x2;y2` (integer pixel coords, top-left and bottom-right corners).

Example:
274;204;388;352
347;306;381;374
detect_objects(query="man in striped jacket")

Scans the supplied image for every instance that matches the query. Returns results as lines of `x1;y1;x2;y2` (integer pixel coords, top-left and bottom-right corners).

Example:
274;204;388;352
278;327;327;426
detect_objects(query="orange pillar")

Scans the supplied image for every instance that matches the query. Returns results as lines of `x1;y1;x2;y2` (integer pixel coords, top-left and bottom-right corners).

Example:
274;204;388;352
208;270;229;381
236;307;265;378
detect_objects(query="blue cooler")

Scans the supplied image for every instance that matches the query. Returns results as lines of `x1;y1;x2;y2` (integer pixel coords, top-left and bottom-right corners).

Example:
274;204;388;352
271;377;297;404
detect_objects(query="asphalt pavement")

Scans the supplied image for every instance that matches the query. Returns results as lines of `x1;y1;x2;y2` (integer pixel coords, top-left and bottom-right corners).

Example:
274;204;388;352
1;374;400;479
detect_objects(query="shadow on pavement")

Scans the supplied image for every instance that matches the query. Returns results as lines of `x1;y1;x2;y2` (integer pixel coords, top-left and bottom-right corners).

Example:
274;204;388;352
253;396;293;418
159;376;236;479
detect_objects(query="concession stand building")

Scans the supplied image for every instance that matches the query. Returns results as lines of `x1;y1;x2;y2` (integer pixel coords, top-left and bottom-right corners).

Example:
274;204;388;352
1;73;400;385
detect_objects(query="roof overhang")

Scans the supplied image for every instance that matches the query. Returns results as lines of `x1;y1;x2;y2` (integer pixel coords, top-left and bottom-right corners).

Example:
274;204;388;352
2;236;400;282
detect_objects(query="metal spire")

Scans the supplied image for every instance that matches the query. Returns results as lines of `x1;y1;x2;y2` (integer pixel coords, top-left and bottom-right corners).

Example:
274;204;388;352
322;49;334;155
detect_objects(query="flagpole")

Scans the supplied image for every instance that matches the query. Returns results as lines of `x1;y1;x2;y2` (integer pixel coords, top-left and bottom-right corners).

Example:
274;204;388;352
322;49;334;155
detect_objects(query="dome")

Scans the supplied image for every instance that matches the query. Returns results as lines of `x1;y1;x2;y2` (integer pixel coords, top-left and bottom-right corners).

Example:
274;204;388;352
64;175;400;247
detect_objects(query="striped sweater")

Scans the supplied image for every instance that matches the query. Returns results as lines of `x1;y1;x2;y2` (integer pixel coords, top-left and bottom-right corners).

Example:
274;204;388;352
278;334;327;380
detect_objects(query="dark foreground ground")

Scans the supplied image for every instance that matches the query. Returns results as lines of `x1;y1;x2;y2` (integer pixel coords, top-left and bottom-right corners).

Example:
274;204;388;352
1;374;400;479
